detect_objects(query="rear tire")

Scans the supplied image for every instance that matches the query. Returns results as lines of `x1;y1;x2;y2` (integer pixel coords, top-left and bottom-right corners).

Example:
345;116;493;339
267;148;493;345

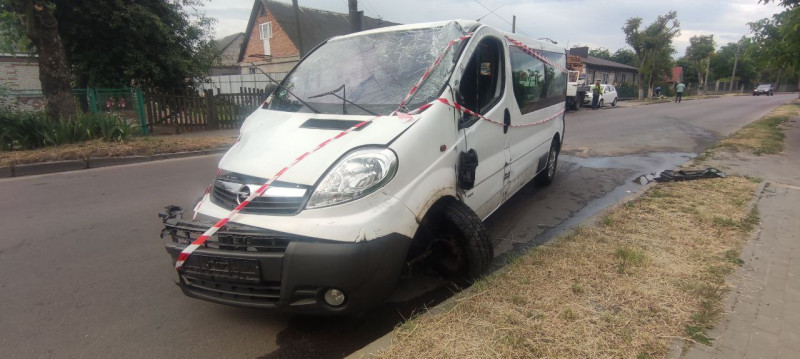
535;137;560;186
611;98;618;107
599;99;604;108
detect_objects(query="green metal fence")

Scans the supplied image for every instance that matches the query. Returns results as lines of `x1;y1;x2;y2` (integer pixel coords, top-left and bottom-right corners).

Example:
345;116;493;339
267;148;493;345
3;88;149;135
73;88;148;135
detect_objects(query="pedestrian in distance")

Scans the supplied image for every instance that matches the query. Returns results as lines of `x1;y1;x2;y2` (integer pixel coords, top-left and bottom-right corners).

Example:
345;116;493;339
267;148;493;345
591;80;604;109
675;82;686;103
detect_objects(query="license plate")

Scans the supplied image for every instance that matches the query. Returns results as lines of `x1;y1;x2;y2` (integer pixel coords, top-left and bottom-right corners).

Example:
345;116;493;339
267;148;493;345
182;254;261;283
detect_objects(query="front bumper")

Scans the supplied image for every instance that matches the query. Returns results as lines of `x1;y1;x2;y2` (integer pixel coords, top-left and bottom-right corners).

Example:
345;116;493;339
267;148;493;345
163;219;411;314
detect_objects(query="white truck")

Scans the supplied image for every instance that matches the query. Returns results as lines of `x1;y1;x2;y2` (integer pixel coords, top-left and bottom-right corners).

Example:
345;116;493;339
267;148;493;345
566;55;588;110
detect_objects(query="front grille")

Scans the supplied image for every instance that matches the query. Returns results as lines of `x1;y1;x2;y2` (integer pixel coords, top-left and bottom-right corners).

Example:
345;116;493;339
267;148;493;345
182;275;281;304
162;220;296;253
182;254;261;283
210;175;310;215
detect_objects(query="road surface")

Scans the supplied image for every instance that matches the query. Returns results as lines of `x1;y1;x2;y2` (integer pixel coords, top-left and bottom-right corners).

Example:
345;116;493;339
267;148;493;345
0;94;793;358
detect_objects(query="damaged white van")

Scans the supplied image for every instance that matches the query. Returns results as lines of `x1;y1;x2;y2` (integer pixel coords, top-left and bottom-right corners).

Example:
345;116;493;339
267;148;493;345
161;20;566;314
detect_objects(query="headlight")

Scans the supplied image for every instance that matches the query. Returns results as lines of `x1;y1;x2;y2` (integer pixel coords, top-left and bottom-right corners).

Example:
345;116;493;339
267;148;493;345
306;148;398;209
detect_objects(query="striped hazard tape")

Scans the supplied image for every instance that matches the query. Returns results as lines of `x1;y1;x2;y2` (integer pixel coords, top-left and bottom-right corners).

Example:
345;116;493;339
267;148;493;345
395;33;473;112
174;104;432;271
437;98;564;127
505;35;569;74
175;31;567;271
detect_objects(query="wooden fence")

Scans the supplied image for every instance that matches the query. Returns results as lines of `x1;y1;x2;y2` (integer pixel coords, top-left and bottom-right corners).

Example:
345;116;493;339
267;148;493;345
144;88;268;133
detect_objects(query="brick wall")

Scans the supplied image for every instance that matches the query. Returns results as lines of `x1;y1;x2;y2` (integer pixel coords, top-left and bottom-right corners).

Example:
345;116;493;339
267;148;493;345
0;56;41;91
242;6;299;64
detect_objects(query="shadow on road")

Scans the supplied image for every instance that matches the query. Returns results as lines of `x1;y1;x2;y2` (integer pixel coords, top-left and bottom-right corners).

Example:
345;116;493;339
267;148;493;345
257;284;456;358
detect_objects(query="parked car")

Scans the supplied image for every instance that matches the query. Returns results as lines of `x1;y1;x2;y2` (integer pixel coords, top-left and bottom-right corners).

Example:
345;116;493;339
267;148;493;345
161;20;567;314
753;84;774;96
583;84;618;107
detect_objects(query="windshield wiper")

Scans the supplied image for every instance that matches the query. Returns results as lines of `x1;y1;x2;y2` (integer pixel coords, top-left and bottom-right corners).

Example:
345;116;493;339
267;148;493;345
308;84;380;116
246;59;320;114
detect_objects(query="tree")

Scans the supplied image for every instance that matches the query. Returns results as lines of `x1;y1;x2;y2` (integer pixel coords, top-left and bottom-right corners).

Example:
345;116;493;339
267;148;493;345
622;11;681;99
54;0;218;91
759;0;799;7
684;35;716;91
589;48;612;60
749;6;800;96
0;0;76;122
611;49;637;67
709;38;758;90
1;1;219;100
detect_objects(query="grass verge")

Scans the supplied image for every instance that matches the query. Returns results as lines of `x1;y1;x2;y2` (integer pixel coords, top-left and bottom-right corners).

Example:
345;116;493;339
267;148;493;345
378;177;759;358
714;100;800;155
0;135;235;167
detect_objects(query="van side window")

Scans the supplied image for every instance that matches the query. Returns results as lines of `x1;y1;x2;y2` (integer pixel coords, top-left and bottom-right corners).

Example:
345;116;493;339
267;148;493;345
509;46;566;114
458;37;505;116
509;46;545;114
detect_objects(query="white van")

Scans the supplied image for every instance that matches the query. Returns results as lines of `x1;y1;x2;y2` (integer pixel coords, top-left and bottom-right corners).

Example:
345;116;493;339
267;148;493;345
162;20;566;314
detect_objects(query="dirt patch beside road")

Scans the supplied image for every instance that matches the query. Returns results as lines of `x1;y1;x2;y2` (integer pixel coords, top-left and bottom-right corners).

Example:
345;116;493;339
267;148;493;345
377;176;759;358
0;135;236;167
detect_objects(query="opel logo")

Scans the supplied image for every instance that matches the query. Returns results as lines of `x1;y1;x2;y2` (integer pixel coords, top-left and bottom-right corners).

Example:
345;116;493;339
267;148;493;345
236;185;251;204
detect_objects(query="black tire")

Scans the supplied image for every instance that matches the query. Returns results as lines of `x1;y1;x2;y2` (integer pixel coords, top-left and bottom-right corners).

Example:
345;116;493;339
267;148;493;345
535;137;560;186
598;99;604;108
427;200;493;281
611;98;618;107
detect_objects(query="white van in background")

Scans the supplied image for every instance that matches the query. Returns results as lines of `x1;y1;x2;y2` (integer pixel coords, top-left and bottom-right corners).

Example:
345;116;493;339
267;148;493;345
161;20;567;314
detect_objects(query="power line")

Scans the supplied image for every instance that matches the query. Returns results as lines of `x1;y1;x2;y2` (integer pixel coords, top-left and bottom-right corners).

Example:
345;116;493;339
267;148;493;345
361;0;383;20
470;0;534;38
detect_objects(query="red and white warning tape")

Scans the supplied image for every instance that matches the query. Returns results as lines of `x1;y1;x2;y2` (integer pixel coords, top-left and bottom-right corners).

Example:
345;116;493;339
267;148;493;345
437;98;564;127
395;33;473;112
175;32;568;271
174;103;431;270
504;35;569;74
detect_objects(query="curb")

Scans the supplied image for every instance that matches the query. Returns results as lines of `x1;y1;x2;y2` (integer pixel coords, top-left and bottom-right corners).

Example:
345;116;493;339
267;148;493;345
0;148;229;178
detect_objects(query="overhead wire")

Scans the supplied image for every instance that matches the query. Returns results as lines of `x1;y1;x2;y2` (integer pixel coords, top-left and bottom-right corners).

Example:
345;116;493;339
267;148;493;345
470;0;535;38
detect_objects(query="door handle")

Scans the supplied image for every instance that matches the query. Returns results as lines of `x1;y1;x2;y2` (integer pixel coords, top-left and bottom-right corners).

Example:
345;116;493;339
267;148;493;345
503;109;511;134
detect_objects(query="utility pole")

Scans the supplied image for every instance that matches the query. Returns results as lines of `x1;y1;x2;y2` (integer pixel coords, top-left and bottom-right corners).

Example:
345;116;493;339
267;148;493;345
512;15;516;33
729;38;742;93
292;0;304;57
348;0;362;33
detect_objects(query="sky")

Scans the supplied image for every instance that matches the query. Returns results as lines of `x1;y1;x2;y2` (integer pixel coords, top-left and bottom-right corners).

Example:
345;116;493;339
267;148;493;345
202;0;785;57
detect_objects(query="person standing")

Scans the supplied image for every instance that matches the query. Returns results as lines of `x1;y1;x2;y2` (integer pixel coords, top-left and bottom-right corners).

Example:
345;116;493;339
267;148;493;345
675;82;686;103
591;80;604;109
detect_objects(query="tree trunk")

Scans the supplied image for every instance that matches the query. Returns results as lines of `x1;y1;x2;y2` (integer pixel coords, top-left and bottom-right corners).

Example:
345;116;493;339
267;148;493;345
637;56;647;100
696;67;704;89
24;3;76;122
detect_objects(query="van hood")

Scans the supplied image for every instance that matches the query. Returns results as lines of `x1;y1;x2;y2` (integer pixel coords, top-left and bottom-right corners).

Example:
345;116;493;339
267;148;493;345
218;109;416;186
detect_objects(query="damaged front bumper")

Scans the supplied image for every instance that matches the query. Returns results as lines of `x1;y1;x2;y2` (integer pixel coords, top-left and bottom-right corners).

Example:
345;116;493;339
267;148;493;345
162;215;411;314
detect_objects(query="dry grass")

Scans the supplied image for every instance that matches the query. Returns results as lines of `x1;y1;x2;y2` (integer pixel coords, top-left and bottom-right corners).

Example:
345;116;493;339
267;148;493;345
379;177;758;358
715;100;800;155
0;135;235;167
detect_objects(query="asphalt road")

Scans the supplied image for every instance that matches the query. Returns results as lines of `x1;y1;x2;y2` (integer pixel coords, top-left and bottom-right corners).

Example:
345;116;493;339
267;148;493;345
0;94;794;358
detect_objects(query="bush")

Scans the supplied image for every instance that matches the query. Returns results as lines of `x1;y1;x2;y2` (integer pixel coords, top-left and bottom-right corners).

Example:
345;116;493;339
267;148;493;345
0;110;132;151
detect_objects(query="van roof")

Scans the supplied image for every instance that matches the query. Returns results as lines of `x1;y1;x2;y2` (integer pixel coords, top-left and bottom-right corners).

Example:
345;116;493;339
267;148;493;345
331;20;564;54
332;20;481;40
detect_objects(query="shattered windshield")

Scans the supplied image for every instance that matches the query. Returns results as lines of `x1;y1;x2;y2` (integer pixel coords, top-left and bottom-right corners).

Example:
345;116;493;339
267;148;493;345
268;22;467;115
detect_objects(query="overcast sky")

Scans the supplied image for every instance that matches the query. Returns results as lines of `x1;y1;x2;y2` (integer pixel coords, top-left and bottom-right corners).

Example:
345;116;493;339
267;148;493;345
203;0;784;57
